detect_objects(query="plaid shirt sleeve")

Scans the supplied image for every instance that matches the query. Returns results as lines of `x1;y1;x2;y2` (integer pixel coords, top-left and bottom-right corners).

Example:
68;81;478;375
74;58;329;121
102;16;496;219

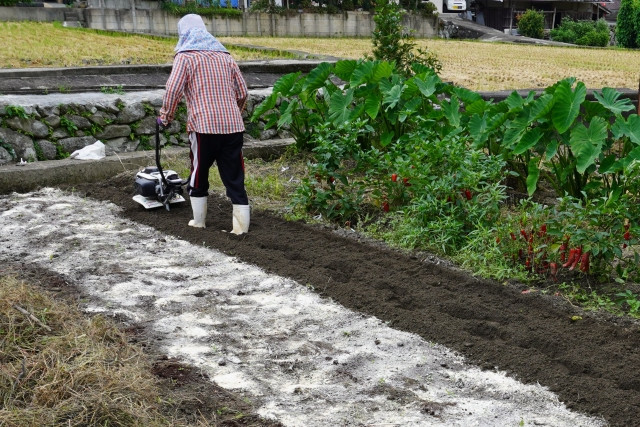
160;51;247;135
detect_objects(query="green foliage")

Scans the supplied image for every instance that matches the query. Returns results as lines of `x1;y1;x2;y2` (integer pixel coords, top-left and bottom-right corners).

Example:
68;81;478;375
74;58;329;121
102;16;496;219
550;18;610;47
55;143;70;160
517;9;544;39
616;0;638;48
370;0;441;76
143;103;156;116
90;123;103;136
5;105;29;120
0;138;16;159
415;0;438;17
60;116;78;136
33;141;45;161
290;120;368;223
252;59;450;150
253;60;640;285
249;0;285;13
0;0;27;5
615;290;640;316
468;79;640;201
100;85;125;95
160;0;243;18
486;194;640;282
138;135;153;150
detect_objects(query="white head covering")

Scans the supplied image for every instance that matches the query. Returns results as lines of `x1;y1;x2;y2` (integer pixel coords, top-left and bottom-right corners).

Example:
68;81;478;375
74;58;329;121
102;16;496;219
175;14;229;54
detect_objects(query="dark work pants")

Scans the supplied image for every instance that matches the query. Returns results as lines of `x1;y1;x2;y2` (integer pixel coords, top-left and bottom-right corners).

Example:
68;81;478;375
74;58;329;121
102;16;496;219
187;131;248;205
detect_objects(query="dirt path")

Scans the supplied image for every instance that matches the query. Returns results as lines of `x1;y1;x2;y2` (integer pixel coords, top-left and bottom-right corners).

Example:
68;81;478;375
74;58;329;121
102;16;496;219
0;187;605;426
69;173;640;427
2;172;639;425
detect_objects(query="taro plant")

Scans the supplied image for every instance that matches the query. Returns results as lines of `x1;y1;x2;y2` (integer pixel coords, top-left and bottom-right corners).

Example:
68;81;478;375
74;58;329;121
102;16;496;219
468;78;640;200
252;59;468;151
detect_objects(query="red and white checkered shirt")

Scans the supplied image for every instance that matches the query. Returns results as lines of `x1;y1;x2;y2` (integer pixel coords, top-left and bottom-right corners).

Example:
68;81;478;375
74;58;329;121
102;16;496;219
160;51;248;134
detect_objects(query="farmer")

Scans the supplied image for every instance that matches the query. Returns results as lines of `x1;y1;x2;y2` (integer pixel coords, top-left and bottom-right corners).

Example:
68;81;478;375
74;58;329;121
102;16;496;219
158;14;250;234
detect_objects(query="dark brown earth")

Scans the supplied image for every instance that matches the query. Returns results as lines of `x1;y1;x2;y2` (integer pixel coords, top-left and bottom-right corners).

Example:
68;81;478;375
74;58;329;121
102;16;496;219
64;173;639;427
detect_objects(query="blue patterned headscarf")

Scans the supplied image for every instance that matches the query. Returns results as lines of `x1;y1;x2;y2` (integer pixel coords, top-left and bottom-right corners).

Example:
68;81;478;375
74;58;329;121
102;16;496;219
175;14;229;54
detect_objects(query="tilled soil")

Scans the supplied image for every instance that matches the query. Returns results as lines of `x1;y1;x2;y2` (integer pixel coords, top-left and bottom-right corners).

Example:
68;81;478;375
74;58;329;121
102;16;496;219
69;173;639;427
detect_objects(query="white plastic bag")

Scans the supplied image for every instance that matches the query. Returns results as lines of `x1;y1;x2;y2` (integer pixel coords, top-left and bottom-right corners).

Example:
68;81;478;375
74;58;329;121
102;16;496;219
70;141;106;160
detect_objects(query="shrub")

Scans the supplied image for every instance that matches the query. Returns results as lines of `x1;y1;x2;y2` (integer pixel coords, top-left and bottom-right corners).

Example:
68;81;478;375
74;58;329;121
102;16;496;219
616;0;638;48
160;0;243;18
550;18;610;47
371;0;441;76
517;9;544;39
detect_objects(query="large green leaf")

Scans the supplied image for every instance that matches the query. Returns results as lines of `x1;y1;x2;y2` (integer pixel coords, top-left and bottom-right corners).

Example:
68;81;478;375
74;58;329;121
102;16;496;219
526;157;541;196
371;61;394;83
469;113;489;148
529;93;555;121
611;114;640;145
380;131;394;147
328;88;354;124
451;86;482;105
277;99;298;128
364;90;382;119
545;139;559;160
302;62;334;92
598;154;621;174
552;80;586;134
399;97;422;122
621;145;640;168
250;92;277;122
441;95;461;127
513;127;543;155
505;91;526;110
333;60;358;82
350;61;376;87
502;124;524;149
569;116;608;174
412;74;439;98
465;99;490;115
382;83;405;111
272;71;302;97
593;87;635;116
487;112;507;132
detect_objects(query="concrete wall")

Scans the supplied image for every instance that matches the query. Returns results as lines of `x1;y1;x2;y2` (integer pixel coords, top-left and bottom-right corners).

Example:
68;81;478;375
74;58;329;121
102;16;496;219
0;6;69;22
0;6;438;38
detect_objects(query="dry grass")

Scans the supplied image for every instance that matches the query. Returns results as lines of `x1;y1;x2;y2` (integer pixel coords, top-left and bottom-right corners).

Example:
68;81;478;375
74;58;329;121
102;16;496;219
220;36;640;91
0;22;290;68
0;274;188;427
1;21;639;90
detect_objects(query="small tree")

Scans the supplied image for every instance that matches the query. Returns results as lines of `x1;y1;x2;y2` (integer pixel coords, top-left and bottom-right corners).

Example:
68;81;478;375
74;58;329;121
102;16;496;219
517;9;545;39
371;0;441;76
616;0;637;48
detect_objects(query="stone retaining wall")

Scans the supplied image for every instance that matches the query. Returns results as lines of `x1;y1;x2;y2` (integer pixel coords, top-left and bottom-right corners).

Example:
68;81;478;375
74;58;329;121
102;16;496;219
0;90;277;165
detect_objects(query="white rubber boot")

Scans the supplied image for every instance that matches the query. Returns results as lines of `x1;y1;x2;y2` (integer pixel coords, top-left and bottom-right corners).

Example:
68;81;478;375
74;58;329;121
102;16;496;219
230;204;250;235
188;196;207;228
